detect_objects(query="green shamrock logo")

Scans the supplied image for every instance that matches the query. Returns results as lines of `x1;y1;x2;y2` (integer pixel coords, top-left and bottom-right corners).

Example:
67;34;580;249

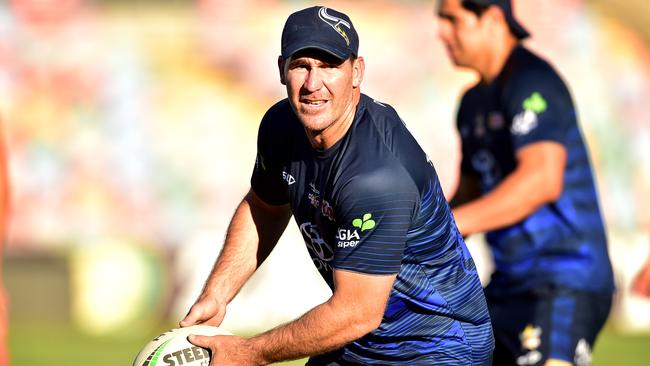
352;213;376;232
523;92;547;114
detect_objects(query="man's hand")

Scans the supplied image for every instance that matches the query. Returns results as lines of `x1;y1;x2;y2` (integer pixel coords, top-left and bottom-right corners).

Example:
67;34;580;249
180;294;227;327
188;334;263;366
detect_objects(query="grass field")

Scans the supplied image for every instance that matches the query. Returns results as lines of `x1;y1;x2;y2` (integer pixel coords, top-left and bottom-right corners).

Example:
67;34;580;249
7;321;649;365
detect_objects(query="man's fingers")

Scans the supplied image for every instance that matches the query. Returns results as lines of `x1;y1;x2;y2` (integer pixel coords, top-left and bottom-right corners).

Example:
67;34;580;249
180;306;204;327
187;334;210;348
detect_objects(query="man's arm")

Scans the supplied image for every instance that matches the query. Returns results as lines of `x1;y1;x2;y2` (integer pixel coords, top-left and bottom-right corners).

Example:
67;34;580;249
180;188;292;327
450;172;481;209
189;269;396;366
452;141;566;237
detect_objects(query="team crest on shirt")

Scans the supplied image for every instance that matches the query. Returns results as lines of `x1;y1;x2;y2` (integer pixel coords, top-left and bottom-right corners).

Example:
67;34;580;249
488;111;505;130
473;114;486;138
321;200;335;221
517;324;543;366
511;92;547;136
307;183;335;221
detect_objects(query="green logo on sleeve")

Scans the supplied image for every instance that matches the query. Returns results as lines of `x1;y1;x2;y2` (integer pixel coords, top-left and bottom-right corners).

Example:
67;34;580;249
352;213;376;232
522;92;547;114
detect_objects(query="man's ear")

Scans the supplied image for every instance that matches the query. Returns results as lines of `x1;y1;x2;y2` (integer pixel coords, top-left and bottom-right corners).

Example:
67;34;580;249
352;56;365;88
483;5;506;31
278;56;287;85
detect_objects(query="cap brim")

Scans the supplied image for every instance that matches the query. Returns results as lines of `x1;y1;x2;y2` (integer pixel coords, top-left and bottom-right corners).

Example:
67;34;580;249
282;38;352;60
508;16;530;39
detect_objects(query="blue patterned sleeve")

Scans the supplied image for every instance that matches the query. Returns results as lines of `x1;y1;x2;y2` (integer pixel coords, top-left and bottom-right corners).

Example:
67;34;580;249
331;165;419;274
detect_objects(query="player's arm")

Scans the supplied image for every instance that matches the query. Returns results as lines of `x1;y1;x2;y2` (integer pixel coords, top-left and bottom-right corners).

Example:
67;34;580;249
180;188;292;327
190;269;396;365
452;141;566;237
450;172;481;208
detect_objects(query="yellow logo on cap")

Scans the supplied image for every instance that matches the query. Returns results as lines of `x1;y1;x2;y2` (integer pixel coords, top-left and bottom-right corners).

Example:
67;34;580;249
318;7;351;46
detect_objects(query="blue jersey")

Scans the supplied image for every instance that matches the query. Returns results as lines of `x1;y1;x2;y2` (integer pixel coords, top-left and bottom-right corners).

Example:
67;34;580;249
252;94;493;365
457;46;614;295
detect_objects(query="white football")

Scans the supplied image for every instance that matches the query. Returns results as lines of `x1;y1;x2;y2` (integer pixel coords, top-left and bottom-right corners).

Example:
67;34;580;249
132;324;233;366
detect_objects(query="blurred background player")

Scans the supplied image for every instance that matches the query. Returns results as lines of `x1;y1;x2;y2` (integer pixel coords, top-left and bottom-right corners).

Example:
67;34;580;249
180;5;493;365
436;0;615;365
632;247;650;297
0;119;10;366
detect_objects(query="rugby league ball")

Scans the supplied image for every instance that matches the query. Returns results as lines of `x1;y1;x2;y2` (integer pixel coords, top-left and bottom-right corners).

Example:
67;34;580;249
132;324;232;366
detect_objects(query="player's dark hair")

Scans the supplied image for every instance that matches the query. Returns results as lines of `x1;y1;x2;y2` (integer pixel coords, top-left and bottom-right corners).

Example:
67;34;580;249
461;0;491;17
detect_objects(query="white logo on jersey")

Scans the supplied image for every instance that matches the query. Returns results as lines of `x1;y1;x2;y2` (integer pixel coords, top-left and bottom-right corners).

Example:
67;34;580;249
574;339;592;366
373;99;387;108
299;222;333;272
511;110;539;135
517;324;543;366
336;228;360;248
282;171;296;185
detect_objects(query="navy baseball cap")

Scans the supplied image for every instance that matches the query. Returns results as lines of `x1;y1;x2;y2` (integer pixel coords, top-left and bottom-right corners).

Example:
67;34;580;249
463;0;530;39
281;6;359;60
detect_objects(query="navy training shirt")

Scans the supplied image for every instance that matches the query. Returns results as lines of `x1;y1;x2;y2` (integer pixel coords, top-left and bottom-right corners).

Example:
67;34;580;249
456;46;614;295
251;94;493;365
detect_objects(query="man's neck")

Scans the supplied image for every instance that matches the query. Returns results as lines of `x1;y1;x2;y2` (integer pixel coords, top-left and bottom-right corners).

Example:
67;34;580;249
478;36;519;84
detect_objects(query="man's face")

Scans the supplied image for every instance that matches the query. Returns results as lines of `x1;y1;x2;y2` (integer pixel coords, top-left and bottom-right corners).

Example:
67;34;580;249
437;0;490;69
280;49;362;133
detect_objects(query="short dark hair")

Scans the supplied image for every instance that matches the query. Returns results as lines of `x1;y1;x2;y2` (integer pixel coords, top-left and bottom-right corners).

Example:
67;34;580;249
460;0;530;39
461;0;491;17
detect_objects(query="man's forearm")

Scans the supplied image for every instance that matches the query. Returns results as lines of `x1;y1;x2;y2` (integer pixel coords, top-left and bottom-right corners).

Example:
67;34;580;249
202;191;290;303
247;294;378;364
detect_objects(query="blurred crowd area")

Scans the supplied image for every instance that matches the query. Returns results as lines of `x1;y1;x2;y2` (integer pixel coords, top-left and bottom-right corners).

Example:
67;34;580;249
0;0;649;336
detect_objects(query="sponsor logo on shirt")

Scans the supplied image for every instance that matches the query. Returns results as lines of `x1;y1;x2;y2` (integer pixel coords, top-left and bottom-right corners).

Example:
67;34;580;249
471;149;501;189
282;171;295;185
299;222;333;272
336;228;360;248
255;153;266;171
353;213;376;232
516;324;543;366
337;213;376;248
574;338;592;366
511;92;547;136
373;99;387;108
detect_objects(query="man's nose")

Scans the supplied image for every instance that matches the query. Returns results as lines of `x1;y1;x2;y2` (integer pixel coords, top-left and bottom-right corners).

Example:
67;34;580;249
304;68;324;92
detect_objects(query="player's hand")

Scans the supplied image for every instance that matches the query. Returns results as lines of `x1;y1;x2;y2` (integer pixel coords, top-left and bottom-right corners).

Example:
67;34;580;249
188;334;263;366
180;294;227;327
632;260;650;297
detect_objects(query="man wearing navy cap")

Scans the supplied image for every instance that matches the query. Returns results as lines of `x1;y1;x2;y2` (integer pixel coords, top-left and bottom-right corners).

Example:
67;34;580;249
436;1;615;365
181;5;493;365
